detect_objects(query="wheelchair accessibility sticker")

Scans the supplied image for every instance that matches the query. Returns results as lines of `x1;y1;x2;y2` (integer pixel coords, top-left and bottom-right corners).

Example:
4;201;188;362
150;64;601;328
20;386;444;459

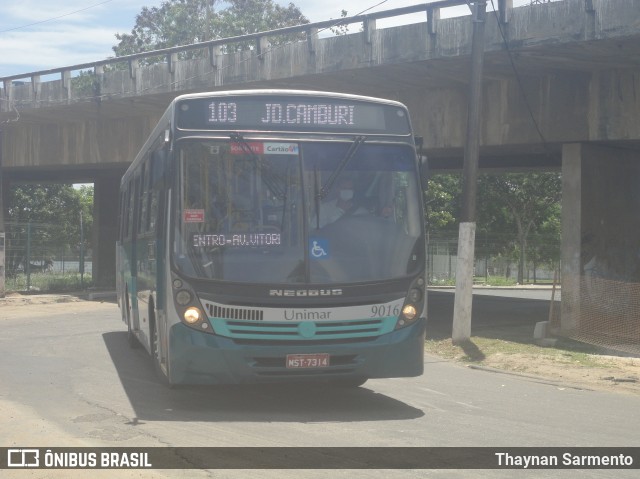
309;238;329;259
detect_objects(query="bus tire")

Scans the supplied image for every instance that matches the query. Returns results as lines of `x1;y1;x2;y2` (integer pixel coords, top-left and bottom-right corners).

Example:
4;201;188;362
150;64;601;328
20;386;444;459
150;313;173;388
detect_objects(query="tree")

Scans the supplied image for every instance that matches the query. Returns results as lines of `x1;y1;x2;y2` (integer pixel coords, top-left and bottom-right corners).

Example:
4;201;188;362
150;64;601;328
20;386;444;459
5;185;93;274
425;173;461;233
71;70;100;99
113;0;309;58
329;10;350;36
527;201;561;281
477;172;561;284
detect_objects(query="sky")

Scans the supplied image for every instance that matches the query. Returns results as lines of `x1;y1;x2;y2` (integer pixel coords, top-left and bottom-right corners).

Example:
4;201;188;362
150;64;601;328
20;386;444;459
0;0;534;78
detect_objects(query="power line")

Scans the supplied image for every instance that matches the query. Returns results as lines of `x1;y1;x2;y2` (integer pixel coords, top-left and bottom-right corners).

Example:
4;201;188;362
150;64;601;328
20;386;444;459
489;0;552;156
0;0;117;34
4;0;395;108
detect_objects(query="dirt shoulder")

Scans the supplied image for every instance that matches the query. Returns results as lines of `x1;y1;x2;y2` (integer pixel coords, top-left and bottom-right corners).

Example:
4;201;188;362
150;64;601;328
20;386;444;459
425;329;640;395
476;350;640;394
0;292;94;319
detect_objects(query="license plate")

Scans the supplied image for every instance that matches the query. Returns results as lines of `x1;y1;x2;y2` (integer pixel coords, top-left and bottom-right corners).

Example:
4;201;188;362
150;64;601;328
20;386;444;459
286;353;330;369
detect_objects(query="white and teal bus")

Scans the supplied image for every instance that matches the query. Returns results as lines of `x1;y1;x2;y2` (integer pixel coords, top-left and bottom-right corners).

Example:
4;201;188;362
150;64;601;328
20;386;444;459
117;90;427;387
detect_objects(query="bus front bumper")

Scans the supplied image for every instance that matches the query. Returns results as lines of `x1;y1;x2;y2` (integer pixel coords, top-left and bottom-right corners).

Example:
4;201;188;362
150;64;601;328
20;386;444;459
166;318;426;385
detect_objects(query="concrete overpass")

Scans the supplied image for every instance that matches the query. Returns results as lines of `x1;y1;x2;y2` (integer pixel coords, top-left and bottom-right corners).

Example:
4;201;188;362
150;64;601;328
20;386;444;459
1;0;640;347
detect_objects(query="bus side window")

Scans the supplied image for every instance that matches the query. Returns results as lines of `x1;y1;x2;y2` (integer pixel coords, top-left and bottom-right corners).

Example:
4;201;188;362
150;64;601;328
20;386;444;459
118;191;126;242
147;145;166;233
143;156;158;234
124;182;133;240
129;177;139;240
133;158;158;238
137;162;148;235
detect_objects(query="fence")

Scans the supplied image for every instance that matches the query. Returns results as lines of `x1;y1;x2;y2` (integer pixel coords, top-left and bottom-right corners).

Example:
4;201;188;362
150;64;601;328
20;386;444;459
427;234;559;286
550;274;640;355
4;221;91;293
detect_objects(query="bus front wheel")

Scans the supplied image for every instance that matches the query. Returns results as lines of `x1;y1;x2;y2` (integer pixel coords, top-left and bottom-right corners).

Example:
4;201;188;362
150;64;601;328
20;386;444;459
150;317;173;387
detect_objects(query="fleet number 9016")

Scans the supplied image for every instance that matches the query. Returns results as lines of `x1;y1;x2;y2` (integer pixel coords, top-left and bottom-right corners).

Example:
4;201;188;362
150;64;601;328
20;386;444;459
370;304;401;318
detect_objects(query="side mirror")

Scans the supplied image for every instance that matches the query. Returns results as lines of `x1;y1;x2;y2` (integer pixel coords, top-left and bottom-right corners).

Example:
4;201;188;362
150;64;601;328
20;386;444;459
414;136;429;191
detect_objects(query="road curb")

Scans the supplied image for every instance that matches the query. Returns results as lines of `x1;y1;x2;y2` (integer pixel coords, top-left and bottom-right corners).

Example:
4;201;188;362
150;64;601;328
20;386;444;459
466;364;594;391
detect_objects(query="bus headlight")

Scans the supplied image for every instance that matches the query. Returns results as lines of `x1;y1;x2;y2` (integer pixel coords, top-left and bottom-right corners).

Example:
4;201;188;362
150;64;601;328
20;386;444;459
402;304;417;320
184;307;202;324
395;276;425;330
171;274;214;334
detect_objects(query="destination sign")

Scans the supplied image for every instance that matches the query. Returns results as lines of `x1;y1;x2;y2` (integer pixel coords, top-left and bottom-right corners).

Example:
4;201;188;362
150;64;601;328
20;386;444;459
175;95;411;135
192;233;281;248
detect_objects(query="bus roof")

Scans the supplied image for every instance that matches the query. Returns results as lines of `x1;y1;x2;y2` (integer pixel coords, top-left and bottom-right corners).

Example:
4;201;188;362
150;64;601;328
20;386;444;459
171;89;408;109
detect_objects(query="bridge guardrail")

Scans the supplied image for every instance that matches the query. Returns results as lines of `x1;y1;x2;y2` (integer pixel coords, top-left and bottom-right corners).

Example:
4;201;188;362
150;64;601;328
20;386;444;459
0;0;511;111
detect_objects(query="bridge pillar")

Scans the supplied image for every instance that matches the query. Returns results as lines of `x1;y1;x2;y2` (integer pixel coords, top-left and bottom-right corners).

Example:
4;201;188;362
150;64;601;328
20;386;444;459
92;172;123;288
561;143;640;339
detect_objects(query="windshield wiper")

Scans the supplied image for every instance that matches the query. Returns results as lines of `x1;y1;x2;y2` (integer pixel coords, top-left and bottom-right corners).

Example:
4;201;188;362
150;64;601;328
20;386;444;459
231;133;293;234
230;133;287;200
317;136;366;200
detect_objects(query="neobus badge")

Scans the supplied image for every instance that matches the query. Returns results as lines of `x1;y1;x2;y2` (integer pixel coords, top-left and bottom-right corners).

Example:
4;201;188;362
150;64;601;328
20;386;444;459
269;289;343;297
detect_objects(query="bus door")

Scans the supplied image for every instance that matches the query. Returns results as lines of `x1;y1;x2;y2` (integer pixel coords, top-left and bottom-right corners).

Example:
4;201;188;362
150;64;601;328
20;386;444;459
135;155;164;345
127;175;141;336
135;162;153;340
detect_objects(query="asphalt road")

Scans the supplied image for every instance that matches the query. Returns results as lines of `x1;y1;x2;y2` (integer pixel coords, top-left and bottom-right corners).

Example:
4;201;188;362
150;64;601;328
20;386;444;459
0;295;638;479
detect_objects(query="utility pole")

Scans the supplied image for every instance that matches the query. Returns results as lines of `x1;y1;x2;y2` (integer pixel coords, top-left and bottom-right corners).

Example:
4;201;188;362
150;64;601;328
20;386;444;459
452;0;487;344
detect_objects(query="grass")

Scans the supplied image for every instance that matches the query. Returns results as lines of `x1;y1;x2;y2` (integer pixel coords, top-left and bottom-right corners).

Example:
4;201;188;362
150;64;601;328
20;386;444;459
474;276;518;287
429;276;555;287
425;325;616;370
6;272;93;293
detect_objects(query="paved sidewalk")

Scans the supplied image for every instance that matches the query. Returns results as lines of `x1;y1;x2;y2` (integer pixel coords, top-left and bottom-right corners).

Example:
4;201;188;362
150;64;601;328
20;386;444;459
0;290;116;306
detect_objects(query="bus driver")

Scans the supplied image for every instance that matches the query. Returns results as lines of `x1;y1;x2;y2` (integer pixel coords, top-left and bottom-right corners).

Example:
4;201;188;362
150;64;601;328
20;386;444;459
315;178;366;228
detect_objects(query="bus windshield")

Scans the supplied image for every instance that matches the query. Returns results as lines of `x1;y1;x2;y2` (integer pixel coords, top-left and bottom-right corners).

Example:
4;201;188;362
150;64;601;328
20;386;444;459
173;139;423;284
